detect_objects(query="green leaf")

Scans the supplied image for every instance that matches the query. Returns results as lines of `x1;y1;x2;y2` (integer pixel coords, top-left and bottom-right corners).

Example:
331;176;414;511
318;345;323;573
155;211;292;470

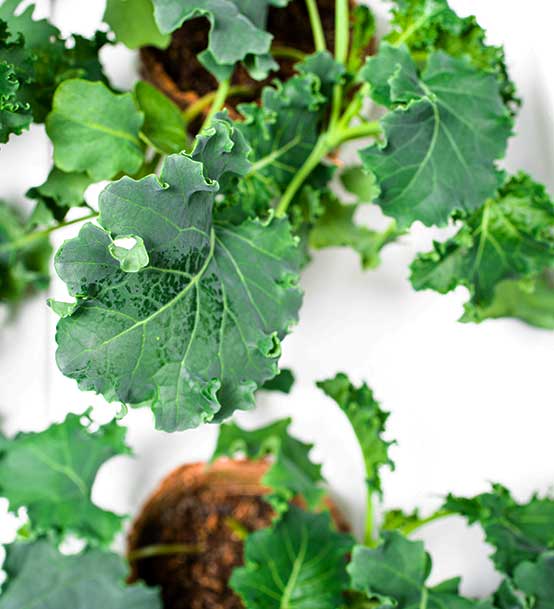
466;273;554;329
0;2;109;123
0;538;161;609
514;553;554;609
317;373;393;496
444;484;554;576
231;505;353;609
53;116;302;432
360;44;512;227
0;412;130;545
260;368;294;393
26;168;92;222
340;166;379;204
0;200;51;304
151;0;290;80
104;0;170;49
385;0;518;111
410;174;554;321
493;581;529;609
348;532;495;609
212;417;324;512
108;235;150;273
135;80;187;154
309;191;397;270
297;50;346;101
0;21;32;142
46;79;144;181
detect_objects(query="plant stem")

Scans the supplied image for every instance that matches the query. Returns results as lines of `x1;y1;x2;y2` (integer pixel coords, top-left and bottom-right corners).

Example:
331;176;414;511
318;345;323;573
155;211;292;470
128;543;204;562
329;0;350;130
183;85;254;125
399;509;453;536
247;136;301;176
0;212;98;254
199;78;231;132
275;134;329;217
364;488;377;547
271;44;307;62
331;120;382;146
305;0;326;52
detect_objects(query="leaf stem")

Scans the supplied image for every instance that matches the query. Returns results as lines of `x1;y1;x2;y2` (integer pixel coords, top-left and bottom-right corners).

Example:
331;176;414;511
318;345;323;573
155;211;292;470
183;83;255;126
128;543;204;562
329;0;350;130
271;44;307;62
330;121;382;146
398;509;453;536
275;134;329;217
364;487;377;547
199;78;231;132
305;0;326;52
0;212;98;254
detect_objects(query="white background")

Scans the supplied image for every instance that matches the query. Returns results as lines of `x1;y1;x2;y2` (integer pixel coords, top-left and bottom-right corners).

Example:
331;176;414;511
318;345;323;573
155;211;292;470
1;0;554;598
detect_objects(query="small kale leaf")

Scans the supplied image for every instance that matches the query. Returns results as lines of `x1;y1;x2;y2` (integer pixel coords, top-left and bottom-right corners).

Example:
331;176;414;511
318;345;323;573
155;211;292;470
309;190;399;270
514;553;554;609
0;200;51;304
151;0;291;80
317;373;393;497
260;367;294;393
445;484;554;576
385;0;518;111
231;505;353;609
348;532;495;609
360;43;512;227
46;79;145;181
410;174;554;324
0;538;161;609
212;417;324;512
53;116;302;432
104;0;170;50
0;412;130;545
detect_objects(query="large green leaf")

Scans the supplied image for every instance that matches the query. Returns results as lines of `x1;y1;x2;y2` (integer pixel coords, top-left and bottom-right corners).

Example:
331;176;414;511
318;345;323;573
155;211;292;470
348;532;495;609
46;79;144;181
0;200;51;304
151;0;290;80
410;174;554;323
360;44;512;227
53;116;302;432
231;505;353;609
317;373;393;496
385;0;518;111
0;539;161;609
104;0;170;49
212;417;324;512
445;484;554;576
0;413;130;545
514;553;554;609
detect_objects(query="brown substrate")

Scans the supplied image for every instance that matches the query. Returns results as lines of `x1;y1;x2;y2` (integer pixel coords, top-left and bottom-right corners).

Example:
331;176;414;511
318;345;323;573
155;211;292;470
140;0;357;117
128;459;347;609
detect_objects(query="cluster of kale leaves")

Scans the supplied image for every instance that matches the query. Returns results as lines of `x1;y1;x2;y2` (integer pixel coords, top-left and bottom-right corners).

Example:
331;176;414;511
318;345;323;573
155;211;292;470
1;0;553;607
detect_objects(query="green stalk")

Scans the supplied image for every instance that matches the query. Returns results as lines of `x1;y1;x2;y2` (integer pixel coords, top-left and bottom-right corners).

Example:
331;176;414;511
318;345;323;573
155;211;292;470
398;509;453;536
199;78;231;132
275;134;329;217
305;0;326;52
182;84;254;125
364;488;377;547
271;45;307;62
128;543;204;562
329;0;350;130
0;212;98;254
330;120;382;146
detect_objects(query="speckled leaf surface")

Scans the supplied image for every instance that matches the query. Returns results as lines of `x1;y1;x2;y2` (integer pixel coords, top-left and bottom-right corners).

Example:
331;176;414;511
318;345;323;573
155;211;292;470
0;539;161;609
53;117;302;431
